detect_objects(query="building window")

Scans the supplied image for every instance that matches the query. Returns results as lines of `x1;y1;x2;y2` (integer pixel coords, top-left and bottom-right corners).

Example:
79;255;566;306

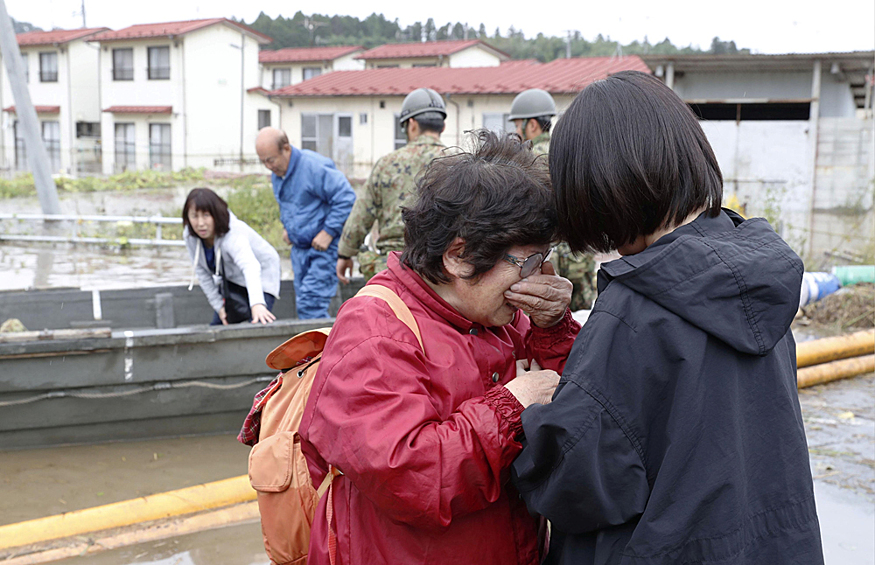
338;115;352;138
301;113;335;157
412;63;437;68
359;112;368;125
375;64;399;69
258;109;271;130
394;114;407;150
272;68;291;90
482;112;511;135
42;121;61;172
302;67;322;81
13;121;26;170
688;102;811;121
148;46;170;80
21;53;28;83
149;123;171;170
112;48;134;80
76;122;101;138
39;52;58;82
114;123;136;171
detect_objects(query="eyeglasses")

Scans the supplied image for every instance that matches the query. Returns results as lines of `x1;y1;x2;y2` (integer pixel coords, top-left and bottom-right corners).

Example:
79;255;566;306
504;247;554;278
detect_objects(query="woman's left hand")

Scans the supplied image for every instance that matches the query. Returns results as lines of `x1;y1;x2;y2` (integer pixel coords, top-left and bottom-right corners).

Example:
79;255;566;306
504;261;572;328
250;303;276;325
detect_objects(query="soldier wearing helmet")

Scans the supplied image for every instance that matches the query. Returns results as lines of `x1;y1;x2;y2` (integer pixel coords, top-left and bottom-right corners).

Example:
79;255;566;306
337;88;451;282
510;89;598;311
509;88;557;155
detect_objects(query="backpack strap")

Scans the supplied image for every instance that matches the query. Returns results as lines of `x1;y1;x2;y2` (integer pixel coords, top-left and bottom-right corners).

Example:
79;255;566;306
355;284;423;351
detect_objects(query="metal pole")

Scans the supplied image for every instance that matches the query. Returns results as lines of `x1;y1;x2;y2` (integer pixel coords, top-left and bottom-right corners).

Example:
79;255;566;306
0;0;62;214
239;31;244;172
806;60;822;260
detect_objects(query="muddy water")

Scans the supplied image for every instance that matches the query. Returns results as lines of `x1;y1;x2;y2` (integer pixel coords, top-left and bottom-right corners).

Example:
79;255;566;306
51;522;269;565
0;186;293;292
0;435;252;526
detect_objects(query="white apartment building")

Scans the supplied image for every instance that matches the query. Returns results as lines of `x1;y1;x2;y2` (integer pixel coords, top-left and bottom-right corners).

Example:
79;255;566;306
0;27;107;175
259;45;364;91
91;18;276;174
355;40;509;69
270;57;649;179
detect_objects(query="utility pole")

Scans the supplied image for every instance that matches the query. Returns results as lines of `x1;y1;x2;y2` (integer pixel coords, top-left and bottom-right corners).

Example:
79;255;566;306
81;0;86;28
0;0;62;214
563;30;576;59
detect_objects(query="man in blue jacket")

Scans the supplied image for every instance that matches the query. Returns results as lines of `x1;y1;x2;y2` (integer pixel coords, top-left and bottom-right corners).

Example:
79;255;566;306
256;127;356;319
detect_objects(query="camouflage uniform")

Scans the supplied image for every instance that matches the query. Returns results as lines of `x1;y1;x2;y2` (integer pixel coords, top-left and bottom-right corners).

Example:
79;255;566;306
338;135;448;280
530;131;551;157
531;133;598;310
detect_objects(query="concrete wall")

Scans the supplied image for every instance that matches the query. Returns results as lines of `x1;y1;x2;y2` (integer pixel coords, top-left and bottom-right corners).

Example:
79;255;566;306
701;117;875;265
810;117;875;265
702;120;812;252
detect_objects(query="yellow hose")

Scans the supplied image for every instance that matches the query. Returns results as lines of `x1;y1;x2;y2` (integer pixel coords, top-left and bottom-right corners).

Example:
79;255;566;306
796;329;874;368
797;354;875;389
0;475;255;550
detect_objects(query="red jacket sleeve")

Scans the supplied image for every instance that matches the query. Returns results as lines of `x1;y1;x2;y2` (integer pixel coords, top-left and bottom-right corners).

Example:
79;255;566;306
526;308;581;374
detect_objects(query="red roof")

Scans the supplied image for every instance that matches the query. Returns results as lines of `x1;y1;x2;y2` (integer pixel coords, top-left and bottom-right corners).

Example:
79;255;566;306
103;106;173;114
260;45;364;64
3;105;61;114
247;87;269;95
355;40;508;60
17;28;109;46
89;18;271;43
272;56;650;97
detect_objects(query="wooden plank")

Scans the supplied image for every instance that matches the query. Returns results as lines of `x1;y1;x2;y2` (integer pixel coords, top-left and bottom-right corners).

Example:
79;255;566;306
0;328;111;343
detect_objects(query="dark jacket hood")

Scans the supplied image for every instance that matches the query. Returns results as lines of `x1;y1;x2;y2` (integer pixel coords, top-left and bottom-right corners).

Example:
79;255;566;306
598;209;803;356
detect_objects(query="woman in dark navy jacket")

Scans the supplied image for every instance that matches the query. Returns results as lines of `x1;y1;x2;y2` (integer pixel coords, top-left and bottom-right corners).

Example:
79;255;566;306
511;71;824;565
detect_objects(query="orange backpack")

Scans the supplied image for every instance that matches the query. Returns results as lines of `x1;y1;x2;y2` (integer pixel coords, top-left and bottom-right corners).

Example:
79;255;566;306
246;285;423;565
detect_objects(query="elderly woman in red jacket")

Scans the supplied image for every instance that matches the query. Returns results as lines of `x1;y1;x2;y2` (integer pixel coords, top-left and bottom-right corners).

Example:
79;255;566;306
299;131;580;565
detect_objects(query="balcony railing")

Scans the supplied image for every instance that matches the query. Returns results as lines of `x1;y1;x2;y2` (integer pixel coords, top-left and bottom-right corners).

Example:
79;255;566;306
39;71;58;82
148;66;170;80
113;67;134;81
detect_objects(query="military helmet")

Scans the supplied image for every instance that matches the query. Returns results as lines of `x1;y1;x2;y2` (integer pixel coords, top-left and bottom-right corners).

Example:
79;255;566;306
508;88;557;120
399;88;447;125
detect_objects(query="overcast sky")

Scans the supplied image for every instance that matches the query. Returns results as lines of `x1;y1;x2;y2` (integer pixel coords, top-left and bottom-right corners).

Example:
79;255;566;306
8;0;875;55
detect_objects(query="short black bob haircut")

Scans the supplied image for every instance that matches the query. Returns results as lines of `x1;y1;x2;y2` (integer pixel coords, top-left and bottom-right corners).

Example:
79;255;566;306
550;70;723;254
182;188;231;239
401;129;556;285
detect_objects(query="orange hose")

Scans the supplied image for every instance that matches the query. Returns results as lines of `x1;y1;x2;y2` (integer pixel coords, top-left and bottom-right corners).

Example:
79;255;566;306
796;330;874;368
797;354;875;389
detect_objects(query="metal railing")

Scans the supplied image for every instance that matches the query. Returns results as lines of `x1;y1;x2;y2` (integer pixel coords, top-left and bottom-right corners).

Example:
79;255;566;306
0;213;184;247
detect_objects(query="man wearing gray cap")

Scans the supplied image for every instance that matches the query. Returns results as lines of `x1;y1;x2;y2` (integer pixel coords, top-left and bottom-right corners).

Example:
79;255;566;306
337;88;450;282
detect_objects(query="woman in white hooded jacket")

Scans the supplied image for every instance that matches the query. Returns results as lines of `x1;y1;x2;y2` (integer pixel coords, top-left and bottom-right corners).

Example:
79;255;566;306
183;188;281;325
